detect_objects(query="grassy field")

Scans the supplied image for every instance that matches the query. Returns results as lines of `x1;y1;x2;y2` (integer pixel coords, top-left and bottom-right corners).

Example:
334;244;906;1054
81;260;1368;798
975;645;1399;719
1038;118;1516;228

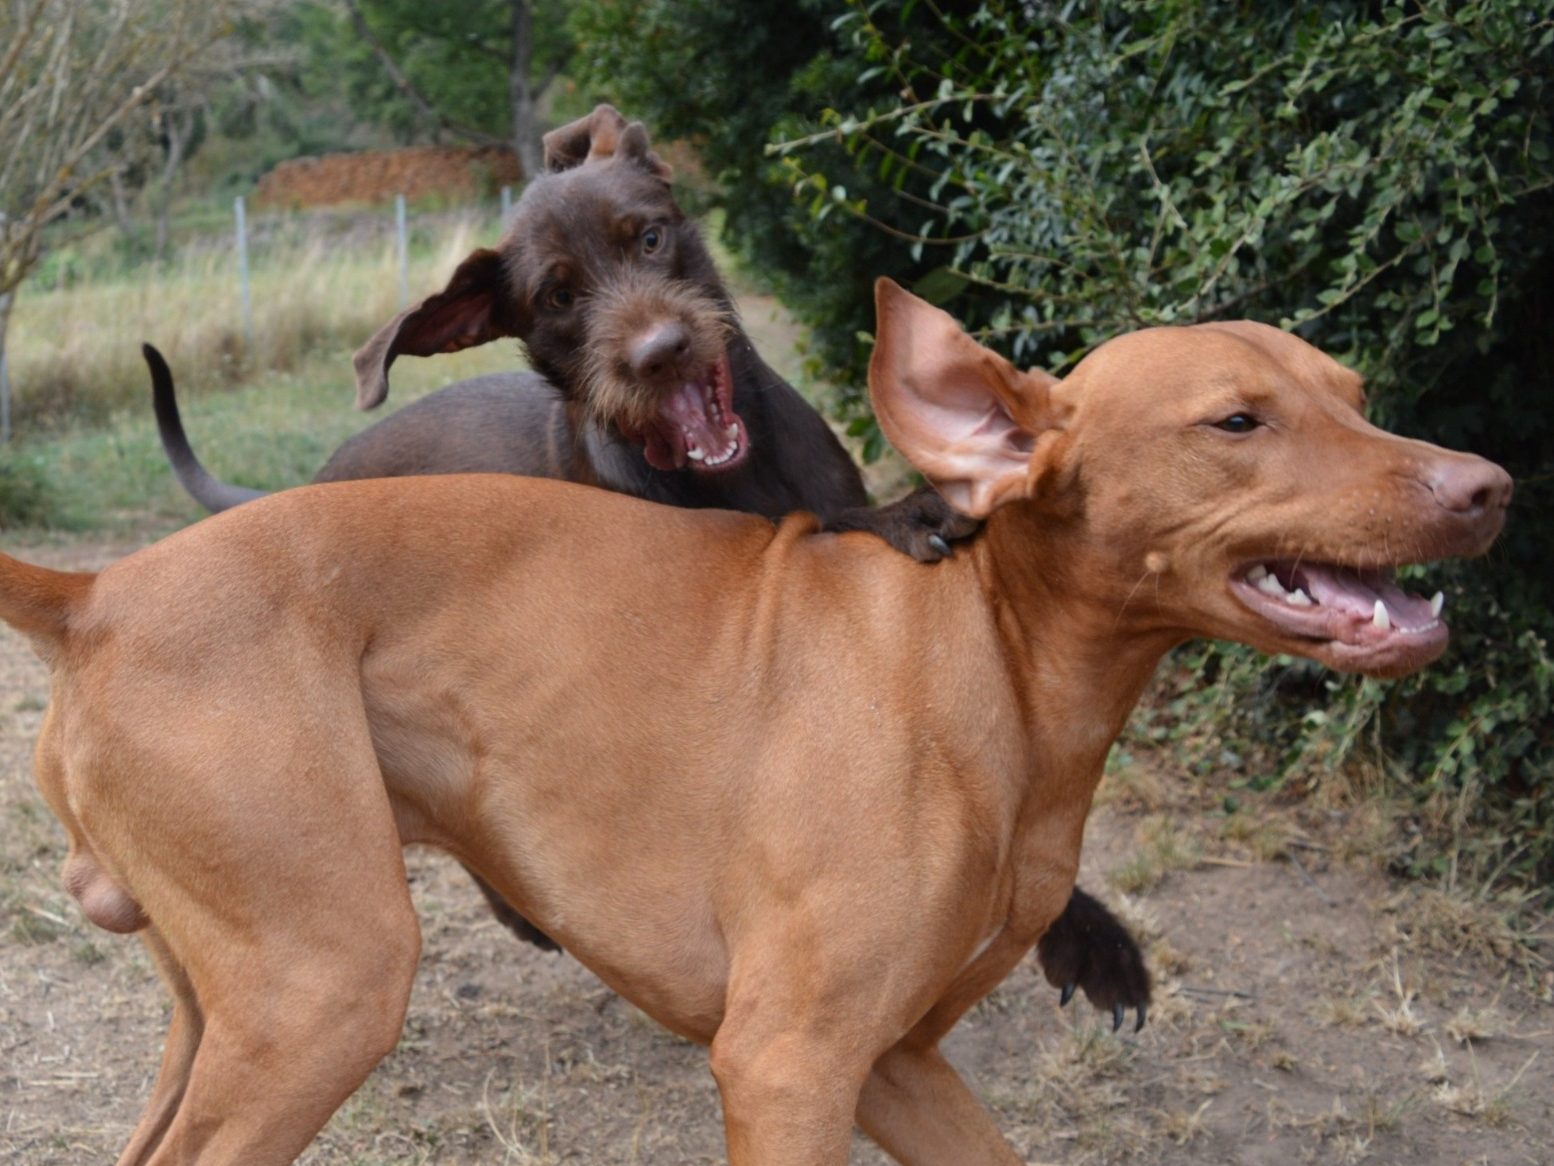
2;204;521;533
0;202;842;536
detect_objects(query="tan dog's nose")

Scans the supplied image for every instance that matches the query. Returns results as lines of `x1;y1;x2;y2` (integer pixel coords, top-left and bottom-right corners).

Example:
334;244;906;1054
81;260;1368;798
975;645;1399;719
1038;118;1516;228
1426;456;1513;516
630;322;693;381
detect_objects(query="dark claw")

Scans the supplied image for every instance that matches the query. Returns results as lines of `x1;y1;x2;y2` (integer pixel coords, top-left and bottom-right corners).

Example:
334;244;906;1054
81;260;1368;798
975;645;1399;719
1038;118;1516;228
927;534;951;557
1060;982;1076;1007
1135;1004;1148;1033
1112;1003;1125;1033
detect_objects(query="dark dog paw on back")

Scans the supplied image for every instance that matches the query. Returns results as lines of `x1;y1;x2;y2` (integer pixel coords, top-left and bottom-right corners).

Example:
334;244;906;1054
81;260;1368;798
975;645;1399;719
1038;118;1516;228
827;484;980;562
468;866;562;954
1037;887;1151;1032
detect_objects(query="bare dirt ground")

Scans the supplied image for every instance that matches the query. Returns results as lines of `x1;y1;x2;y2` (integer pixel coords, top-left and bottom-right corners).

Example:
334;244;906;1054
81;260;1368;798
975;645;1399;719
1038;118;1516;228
1;533;1550;1166
1;289;1550;1163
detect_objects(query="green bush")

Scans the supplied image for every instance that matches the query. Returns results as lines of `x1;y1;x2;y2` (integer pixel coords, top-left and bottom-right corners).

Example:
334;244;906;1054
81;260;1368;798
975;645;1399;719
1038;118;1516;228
579;0;1554;891
789;0;1554;890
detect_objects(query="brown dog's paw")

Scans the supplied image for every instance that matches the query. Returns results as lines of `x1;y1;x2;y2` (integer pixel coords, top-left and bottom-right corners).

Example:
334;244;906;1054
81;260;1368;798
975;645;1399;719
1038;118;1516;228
468;867;563;954
826;485;980;562
1037;887;1151;1032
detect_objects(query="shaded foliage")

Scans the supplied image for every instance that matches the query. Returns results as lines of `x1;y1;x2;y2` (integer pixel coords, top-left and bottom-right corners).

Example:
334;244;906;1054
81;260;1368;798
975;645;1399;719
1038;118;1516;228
577;0;1554;889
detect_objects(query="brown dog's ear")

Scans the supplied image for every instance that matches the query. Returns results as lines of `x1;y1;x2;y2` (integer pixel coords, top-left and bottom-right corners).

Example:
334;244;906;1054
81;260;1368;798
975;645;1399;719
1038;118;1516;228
352;249;515;411
543;103;629;172
615;121;673;182
868;278;1066;518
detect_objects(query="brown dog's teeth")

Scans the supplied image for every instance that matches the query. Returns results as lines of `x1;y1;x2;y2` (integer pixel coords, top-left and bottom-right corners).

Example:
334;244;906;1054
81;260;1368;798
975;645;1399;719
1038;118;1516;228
1431;591;1445;618
1372;600;1391;631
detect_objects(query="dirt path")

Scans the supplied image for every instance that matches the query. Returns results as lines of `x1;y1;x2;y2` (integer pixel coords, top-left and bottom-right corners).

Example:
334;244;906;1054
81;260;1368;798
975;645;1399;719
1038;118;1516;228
1;536;1550;1165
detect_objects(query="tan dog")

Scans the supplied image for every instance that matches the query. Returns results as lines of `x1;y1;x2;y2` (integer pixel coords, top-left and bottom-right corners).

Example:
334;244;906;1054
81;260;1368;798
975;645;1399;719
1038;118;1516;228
1;281;1510;1165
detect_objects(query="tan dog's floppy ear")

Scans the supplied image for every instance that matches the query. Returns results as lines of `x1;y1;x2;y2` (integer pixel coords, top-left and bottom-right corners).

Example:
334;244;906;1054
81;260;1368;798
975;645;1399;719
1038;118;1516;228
869;278;1066;518
543;103;629;173
353;249;515;410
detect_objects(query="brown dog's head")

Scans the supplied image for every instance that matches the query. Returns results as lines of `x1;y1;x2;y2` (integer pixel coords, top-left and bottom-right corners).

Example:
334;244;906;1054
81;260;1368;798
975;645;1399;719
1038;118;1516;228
869;279;1512;678
353;105;748;475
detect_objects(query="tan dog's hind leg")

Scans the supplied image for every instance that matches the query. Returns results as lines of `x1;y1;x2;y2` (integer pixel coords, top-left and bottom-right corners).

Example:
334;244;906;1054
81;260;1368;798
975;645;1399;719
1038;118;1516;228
115;930;203;1165
123;843;420;1165
856;1045;1025;1165
59;676;423;1165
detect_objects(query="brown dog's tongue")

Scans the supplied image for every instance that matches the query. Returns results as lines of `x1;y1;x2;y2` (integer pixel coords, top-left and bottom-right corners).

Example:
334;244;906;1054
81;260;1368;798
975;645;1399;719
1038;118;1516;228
639;426;681;471
662;382;738;465
633;382;741;471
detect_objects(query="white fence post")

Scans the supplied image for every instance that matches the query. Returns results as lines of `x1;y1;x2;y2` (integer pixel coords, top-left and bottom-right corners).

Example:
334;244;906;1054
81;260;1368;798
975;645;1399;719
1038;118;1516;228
395;194;408;308
234;196;253;353
0;291;11;444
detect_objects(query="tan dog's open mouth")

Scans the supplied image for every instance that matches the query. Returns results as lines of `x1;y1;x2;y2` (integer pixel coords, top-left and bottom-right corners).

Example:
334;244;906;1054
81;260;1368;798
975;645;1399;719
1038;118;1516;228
623;350;749;474
1231;560;1448;673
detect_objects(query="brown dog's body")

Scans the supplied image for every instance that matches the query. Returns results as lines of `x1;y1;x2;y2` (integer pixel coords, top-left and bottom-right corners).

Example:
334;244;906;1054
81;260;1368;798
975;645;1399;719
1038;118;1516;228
5;284;1509;1163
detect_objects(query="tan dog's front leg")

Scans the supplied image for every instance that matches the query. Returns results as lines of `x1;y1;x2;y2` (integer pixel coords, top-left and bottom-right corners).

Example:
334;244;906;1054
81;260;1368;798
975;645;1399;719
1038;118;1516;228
709;967;891;1166
856;1044;1025;1166
709;1026;874;1165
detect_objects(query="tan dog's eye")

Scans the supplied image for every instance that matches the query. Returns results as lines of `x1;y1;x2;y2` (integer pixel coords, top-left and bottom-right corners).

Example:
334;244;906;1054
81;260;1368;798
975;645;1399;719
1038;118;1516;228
1214;413;1260;434
642;226;665;254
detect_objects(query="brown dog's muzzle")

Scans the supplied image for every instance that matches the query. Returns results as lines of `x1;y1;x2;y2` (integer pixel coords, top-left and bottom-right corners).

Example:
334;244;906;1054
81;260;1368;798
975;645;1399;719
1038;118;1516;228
579;271;744;474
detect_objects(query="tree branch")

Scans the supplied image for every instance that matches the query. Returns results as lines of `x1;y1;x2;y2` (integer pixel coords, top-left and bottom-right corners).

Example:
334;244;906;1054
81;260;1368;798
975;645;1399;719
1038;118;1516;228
342;0;504;148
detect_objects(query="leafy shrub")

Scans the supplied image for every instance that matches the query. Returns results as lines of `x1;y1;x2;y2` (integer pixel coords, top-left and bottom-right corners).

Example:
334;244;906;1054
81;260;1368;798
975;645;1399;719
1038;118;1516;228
579;0;1554;890
776;0;1554;890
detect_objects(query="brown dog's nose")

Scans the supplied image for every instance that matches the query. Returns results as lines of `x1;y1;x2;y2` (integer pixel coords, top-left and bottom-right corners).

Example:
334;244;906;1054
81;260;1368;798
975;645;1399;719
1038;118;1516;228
630;322;692;381
1427;456;1513;515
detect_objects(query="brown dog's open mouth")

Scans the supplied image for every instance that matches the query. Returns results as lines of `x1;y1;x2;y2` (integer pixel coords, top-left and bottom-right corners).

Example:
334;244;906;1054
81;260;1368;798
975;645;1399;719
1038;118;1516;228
1230;560;1448;673
624;351;749;475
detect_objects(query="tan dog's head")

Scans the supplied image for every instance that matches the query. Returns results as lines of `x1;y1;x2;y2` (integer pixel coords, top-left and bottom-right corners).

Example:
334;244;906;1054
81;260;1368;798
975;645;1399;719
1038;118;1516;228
869;279;1512;678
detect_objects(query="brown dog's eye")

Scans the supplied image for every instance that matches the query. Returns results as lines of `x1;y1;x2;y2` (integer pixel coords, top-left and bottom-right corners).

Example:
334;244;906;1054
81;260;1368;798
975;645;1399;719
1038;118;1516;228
642;227;664;254
1214;413;1260;434
547;287;574;310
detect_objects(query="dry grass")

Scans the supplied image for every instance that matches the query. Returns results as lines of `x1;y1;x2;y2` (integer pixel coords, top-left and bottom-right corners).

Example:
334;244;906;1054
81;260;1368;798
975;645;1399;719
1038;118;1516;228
7;209;493;429
1107;815;1202;894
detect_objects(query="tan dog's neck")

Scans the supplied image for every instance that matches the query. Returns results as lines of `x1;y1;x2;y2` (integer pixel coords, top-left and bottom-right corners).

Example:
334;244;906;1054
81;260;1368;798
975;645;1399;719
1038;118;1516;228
963;505;1179;810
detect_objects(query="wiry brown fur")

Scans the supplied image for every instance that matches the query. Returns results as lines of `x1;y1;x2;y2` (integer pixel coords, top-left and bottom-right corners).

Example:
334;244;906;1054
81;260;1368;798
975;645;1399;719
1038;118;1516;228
575;265;736;433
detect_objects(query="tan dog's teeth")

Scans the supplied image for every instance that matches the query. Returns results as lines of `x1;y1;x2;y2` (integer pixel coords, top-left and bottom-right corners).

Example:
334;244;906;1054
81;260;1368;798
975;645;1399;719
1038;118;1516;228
1247;565;1268;583
1430;591;1445;618
1372;599;1391;631
1286;588;1313;607
1256;572;1286;597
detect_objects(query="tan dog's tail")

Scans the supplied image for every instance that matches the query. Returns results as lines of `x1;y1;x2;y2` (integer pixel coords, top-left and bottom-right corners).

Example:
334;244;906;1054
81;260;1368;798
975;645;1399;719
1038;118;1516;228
0;552;93;657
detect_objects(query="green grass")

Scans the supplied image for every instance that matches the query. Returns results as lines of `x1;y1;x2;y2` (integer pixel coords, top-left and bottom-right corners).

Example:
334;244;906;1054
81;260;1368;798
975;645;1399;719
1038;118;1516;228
0;201;862;535
0;340;524;536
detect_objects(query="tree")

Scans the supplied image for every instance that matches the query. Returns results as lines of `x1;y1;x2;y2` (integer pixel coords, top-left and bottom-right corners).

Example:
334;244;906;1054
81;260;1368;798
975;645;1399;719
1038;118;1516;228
340;0;573;177
0;0;239;435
